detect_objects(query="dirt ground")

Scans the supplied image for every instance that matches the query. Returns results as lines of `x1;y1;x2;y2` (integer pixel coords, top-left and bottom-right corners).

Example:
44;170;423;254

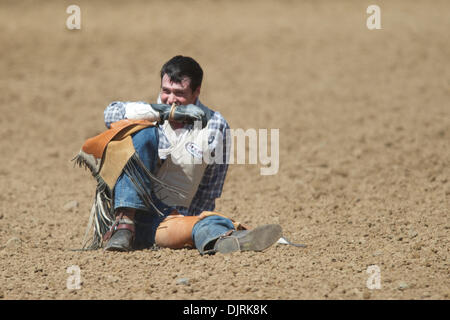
0;0;448;300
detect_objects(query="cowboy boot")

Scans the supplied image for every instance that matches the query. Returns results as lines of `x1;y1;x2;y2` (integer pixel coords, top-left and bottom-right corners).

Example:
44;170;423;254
213;224;282;254
104;211;136;252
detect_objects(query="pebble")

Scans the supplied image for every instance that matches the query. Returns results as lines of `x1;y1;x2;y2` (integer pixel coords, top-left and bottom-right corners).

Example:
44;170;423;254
363;290;371;299
5;237;22;249
106;275;120;283
63;200;79;212
351;288;362;298
372;250;383;257
241;286;252;293
176;278;190;286
408;230;418;239
398;282;409;290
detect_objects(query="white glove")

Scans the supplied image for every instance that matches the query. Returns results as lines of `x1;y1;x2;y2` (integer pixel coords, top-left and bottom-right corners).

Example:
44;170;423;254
124;102;160;121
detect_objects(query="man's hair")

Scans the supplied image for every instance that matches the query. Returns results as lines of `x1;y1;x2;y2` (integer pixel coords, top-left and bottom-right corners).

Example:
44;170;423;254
160;55;203;92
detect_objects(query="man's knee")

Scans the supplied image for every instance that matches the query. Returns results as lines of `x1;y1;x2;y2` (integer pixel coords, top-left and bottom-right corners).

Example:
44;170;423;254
131;126;159;154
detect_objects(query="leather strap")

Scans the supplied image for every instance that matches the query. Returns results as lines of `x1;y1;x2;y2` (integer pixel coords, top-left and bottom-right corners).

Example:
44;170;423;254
168;103;177;121
102;212;135;242
222;229;234;237
116;223;135;233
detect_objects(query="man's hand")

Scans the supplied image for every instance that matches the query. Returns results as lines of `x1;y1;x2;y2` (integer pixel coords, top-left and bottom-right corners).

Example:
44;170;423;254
151;104;207;128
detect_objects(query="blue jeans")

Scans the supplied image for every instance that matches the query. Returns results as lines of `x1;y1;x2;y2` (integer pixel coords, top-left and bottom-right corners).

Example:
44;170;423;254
113;126;234;252
192;215;235;254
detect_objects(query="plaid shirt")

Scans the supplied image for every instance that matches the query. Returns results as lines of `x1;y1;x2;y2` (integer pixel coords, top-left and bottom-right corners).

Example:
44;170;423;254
104;100;230;216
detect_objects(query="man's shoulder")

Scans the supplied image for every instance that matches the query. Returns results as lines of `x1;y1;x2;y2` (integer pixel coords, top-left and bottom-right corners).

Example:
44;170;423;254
209;110;229;128
198;101;229;130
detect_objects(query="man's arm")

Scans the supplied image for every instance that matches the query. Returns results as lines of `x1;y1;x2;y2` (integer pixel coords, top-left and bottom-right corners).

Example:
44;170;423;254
104;101;127;128
104;101;206;128
104;101;161;128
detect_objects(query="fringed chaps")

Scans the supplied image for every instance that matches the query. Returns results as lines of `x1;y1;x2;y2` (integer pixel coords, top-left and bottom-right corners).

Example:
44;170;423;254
73;120;184;250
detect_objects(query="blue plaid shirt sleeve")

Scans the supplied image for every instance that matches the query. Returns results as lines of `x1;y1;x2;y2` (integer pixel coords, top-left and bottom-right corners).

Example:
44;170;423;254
104;101;126;128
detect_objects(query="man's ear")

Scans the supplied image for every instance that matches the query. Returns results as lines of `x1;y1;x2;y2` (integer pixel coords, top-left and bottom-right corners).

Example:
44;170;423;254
193;86;201;100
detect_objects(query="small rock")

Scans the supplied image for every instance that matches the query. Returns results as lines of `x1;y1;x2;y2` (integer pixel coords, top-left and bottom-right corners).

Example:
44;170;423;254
372;250;383;257
176;278;190;286
0;214;3;219
63;200;79;212
145;288;153;295
350;288;362;298
240;286;252;293
106;275;120;283
331;168;348;178
408;230;418;239
5;237;22;249
363;290;371;299
398;282;409;290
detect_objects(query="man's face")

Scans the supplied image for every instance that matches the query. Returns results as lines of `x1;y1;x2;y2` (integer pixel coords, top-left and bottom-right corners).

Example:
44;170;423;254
160;74;200;106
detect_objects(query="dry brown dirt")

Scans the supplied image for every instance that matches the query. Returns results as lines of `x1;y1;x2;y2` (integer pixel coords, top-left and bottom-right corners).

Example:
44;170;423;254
0;0;448;300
